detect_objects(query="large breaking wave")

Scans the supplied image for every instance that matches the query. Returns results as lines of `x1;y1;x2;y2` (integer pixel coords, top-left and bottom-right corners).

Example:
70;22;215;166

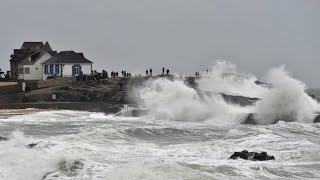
255;65;319;124
134;61;320;124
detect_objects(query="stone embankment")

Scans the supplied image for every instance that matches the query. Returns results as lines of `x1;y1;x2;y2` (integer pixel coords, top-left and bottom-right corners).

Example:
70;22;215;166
0;76;196;114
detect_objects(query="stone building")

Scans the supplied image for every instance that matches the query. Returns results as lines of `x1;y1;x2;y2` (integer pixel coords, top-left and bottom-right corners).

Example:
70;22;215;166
9;41;53;79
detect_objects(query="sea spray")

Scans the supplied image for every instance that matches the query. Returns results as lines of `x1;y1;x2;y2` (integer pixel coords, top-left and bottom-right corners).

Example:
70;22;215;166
135;77;252;123
197;61;268;98
135;78;208;121
254;65;319;124
134;61;319;125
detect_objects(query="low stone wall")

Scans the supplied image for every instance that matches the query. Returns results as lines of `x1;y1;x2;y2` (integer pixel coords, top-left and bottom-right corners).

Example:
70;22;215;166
37;77;76;89
0;84;19;94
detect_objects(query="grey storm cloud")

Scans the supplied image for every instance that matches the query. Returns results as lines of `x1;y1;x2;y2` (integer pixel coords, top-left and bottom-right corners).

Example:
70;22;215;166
0;0;319;86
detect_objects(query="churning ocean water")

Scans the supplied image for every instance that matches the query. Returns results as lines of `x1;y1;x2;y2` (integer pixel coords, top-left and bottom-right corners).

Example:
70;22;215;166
0;62;320;180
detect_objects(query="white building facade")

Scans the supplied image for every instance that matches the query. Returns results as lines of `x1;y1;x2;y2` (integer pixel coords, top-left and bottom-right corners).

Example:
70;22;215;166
42;63;92;79
18;52;54;80
42;51;93;80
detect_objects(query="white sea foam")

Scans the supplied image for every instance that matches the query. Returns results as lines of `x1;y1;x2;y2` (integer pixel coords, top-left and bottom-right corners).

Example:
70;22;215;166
197;61;268;97
254;65;319;124
0;131;82;180
0;110;320;179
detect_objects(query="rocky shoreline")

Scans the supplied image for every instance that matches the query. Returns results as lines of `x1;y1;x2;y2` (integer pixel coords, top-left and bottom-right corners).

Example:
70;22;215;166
1;76;319;121
0;76;196;114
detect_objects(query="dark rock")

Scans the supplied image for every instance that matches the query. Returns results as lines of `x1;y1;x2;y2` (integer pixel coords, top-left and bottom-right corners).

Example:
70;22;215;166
314;115;320;123
255;80;272;88
27;142;41;148
230;150;275;161
109;104;124;114
253;152;275;161
0;136;41;148
132;109;149;117
0;136;8;141
197;91;260;107
241;113;259;125
220;93;260;106
309;94;320;102
230;150;249;160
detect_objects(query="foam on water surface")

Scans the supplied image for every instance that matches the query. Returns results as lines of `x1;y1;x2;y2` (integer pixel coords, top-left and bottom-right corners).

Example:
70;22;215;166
1;61;320;179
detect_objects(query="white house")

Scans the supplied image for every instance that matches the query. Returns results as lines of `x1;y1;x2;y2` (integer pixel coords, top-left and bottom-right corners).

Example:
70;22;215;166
42;51;93;79
18;51;57;80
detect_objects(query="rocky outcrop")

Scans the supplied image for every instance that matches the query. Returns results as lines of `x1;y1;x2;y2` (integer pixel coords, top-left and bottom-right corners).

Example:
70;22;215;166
198;91;260;107
230;150;275;161
220;93;259;106
0;136;41;148
132;109;149;117
0;136;8;141
314;115;320;123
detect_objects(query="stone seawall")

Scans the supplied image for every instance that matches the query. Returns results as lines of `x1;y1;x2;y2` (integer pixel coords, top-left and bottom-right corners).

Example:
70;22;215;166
0;84;19;94
0;102;113;113
15;77;77;91
0;76;199;113
37;77;76;88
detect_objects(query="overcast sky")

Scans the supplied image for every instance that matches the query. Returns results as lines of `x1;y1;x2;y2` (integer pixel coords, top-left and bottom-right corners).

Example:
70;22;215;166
0;0;319;87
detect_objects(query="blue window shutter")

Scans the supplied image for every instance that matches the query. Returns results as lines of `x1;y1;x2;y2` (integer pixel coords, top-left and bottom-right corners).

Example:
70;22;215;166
79;65;82;75
72;66;75;76
44;65;48;74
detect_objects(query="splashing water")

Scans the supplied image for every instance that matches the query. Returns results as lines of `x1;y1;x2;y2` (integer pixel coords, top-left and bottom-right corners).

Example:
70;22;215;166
197;61;268;97
135;61;319;124
254;65;319;124
134;61;262;123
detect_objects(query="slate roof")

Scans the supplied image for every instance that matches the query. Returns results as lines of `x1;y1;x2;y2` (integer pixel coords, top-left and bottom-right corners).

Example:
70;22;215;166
13;49;24;54
19;50;57;66
22;42;44;49
44;41;53;51
10;41;54;62
42;51;93;65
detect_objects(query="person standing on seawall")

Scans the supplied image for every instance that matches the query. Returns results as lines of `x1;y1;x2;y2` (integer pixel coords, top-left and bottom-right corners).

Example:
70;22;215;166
146;69;149;76
150;68;152;76
162;67;165;75
166;69;169;75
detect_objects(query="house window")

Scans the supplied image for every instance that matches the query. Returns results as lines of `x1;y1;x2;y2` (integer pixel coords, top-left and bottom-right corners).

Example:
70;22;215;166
74;65;79;76
55;65;60;75
18;68;24;74
25;68;30;74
